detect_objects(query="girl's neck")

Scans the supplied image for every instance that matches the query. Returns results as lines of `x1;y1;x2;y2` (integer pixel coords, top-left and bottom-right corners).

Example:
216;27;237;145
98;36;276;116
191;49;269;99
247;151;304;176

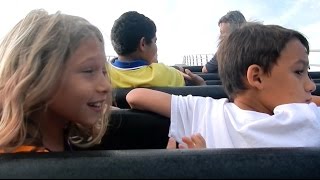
31;111;67;152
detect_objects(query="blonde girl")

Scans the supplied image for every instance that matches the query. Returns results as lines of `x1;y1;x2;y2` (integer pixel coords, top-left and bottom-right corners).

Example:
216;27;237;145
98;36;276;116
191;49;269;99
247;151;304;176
0;9;112;152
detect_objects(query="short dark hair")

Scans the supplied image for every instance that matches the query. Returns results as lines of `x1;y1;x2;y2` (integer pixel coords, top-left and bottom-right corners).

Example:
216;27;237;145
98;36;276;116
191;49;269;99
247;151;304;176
218;10;246;31
217;23;309;100
111;11;157;55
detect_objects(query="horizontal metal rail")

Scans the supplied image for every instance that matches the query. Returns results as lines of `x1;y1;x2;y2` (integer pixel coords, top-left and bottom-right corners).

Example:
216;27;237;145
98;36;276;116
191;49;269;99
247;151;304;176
183;50;320;66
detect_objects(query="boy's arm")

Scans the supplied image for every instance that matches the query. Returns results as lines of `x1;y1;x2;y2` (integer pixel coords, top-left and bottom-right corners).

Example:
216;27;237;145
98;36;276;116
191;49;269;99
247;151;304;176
312;95;320;106
182;69;206;86
126;88;172;118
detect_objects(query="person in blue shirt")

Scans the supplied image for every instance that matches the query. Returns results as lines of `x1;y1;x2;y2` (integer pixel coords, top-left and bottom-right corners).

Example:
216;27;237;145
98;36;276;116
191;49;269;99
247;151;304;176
202;10;246;73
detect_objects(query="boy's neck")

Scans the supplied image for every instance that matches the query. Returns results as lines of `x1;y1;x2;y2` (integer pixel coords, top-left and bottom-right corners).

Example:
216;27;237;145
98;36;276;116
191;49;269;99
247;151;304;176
118;54;151;64
233;90;273;115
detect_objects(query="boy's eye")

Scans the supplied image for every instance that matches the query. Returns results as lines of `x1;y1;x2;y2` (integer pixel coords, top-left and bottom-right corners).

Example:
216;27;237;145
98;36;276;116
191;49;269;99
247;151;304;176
295;70;304;75
296;66;310;74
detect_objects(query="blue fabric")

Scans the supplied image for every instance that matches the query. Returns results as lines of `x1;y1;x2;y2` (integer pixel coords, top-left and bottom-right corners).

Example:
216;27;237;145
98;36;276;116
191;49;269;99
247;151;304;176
112;59;148;69
205;54;218;73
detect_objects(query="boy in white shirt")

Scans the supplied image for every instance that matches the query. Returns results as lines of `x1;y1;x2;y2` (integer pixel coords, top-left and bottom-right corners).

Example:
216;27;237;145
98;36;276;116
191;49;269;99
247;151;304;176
126;23;320;148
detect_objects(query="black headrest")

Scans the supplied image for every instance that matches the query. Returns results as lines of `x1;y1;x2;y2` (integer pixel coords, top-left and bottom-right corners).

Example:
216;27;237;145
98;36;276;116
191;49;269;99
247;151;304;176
100;109;170;150
309;72;320;79
1;147;320;178
113;83;320;109
113;85;227;109
196;73;220;80
183;65;203;72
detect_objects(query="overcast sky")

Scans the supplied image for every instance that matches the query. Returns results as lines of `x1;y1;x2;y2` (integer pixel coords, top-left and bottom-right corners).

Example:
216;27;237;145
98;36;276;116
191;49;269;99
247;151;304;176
1;0;319;65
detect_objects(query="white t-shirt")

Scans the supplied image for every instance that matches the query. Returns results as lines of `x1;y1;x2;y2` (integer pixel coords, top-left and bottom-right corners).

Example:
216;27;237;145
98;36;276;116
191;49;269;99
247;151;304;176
170;95;320;148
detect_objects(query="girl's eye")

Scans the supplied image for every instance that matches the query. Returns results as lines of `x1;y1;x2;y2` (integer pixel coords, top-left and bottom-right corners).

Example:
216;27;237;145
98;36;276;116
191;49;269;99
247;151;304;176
83;69;94;73
102;70;107;76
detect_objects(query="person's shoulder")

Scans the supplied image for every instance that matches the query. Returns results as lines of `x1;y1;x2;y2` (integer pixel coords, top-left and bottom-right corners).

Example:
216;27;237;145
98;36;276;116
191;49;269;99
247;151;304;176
173;95;228;104
0;145;49;153
275;103;318;110
274;103;320;114
267;103;320;126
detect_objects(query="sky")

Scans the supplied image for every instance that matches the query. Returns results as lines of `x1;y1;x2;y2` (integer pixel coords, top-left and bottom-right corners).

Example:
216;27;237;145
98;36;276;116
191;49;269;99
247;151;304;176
0;0;319;66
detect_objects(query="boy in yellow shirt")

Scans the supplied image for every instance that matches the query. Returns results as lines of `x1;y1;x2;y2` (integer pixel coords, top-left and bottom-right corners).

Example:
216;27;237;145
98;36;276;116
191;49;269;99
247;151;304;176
109;11;204;88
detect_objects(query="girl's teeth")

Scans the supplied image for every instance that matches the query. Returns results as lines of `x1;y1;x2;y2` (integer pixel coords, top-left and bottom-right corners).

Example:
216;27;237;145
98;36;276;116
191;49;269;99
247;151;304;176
89;102;101;107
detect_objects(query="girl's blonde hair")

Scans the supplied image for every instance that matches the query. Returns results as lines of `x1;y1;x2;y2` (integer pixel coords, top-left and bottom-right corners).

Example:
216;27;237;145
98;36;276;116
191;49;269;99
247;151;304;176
0;9;111;150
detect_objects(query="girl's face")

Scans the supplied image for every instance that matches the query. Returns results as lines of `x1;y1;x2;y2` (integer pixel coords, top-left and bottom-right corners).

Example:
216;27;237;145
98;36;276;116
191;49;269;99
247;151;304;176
48;37;111;127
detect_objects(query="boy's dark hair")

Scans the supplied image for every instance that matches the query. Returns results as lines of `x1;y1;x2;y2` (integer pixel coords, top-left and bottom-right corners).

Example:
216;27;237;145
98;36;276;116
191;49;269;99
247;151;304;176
218;10;246;31
111;11;157;56
217;23;309;100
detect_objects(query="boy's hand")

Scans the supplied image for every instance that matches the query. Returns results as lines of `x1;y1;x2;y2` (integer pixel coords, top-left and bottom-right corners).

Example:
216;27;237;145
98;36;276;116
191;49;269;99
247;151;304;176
183;69;206;86
166;137;177;149
166;133;207;149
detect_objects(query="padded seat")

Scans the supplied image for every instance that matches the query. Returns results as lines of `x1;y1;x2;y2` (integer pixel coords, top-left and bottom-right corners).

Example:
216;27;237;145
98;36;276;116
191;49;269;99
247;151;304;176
309;71;320;79
113;85;227;109
183;65;203;72
196;73;220;80
1;148;320;178
205;80;222;85
113;84;320;109
100;109;170;150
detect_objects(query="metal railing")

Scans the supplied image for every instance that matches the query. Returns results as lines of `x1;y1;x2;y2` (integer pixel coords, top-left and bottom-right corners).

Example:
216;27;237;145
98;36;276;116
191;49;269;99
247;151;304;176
183;50;320;66
183;54;214;66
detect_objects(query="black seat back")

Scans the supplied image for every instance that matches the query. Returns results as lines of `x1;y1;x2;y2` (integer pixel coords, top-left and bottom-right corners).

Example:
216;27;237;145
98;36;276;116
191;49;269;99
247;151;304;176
183;65;203;72
309;71;320;79
196;73;220;80
100;109;170;150
113;85;227;109
1;148;320;178
205;80;222;85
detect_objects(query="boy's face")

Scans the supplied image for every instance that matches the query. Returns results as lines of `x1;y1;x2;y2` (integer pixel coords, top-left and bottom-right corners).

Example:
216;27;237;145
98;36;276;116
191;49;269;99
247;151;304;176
48;37;111;127
259;39;316;111
143;36;158;64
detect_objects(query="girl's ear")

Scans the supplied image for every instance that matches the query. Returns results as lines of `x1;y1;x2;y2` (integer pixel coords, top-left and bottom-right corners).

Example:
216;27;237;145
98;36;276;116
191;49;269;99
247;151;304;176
246;64;264;90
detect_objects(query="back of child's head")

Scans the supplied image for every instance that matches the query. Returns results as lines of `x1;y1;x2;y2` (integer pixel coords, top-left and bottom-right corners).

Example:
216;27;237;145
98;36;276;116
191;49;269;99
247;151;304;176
111;11;157;56
217;22;309;100
0;9;110;149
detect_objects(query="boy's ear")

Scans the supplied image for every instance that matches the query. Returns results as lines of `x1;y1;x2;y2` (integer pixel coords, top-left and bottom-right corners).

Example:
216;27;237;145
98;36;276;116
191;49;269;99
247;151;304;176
138;37;146;51
246;64;264;90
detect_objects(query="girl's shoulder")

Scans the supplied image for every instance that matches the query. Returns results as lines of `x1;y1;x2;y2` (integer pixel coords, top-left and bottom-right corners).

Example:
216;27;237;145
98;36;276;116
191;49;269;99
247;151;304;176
0;145;49;153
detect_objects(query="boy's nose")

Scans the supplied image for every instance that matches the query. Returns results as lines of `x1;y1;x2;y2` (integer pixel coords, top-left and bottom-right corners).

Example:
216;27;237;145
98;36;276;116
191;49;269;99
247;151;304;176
306;77;316;93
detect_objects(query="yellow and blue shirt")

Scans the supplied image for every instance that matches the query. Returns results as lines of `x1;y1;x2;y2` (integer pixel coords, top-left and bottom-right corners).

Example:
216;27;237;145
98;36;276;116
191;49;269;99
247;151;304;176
109;59;185;88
